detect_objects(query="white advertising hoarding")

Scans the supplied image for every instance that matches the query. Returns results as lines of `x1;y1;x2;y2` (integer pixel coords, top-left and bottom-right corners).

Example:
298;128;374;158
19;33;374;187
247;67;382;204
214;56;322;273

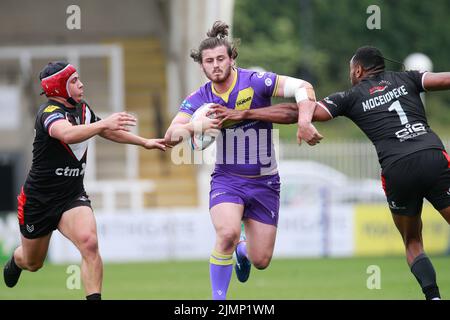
275;205;353;258
49;209;215;263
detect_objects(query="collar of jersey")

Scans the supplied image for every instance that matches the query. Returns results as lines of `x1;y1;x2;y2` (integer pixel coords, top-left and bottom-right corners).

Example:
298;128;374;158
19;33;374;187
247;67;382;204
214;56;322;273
48;99;77;111
211;68;238;104
361;71;385;82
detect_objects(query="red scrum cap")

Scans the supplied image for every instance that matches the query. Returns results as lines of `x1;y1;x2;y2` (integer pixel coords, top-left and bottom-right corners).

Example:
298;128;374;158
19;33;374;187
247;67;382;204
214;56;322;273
40;61;77;100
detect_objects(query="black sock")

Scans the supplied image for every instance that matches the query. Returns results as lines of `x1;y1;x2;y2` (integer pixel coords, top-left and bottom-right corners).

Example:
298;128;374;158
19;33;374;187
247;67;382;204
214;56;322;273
410;253;440;300
86;293;102;300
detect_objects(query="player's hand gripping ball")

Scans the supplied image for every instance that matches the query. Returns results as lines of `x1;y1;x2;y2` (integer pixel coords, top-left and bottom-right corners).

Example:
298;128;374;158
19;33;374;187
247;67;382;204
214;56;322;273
190;103;218;151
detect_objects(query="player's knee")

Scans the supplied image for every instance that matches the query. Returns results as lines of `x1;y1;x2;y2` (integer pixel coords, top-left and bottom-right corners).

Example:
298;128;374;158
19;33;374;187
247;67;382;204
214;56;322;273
404;236;422;248
26;260;44;272
217;229;240;249
78;233;99;257
252;255;272;270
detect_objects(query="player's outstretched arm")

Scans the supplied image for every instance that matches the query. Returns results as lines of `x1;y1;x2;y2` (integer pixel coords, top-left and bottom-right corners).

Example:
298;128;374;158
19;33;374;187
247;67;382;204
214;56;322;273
423;72;450;91
312;103;333;122
50;112;136;144
100;130;166;151
209;99;335;126
209;103;299;125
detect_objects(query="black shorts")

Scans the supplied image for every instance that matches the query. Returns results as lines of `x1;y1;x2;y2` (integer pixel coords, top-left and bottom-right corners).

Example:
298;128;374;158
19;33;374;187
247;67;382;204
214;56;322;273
381;148;450;216
17;187;92;239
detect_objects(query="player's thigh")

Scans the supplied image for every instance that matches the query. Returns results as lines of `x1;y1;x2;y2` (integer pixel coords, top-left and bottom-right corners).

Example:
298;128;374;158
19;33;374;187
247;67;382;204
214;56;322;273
210;202;244;238
57;205;98;250
244;218;277;260
391;213;423;243
20;233;52;265
382;157;425;216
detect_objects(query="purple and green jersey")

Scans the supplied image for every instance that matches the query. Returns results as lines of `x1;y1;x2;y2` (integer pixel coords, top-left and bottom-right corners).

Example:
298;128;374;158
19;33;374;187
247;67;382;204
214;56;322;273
178;68;279;176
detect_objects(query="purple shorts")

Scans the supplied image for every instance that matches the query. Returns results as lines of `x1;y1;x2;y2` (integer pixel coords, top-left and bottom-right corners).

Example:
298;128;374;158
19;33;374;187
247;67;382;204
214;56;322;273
209;170;280;226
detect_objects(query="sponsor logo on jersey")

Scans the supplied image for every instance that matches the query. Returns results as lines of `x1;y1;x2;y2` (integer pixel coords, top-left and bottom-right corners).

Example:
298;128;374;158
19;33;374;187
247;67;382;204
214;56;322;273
26;224;35;233
369;85;387;95
55;162;86;177
236;96;252;107
257;72;265;78
395;122;427;142
43;105;60;113
264;78;273;87
180;99;194;112
446;188;450;196
235;87;254;111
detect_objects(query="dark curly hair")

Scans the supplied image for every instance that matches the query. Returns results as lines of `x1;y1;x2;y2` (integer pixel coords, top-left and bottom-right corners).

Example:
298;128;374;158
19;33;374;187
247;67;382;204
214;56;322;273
351;46;385;74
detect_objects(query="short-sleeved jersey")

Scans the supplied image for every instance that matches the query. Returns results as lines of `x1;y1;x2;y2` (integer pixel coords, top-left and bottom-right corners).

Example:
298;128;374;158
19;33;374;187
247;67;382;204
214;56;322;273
318;71;445;169
179;68;279;176
24;100;100;203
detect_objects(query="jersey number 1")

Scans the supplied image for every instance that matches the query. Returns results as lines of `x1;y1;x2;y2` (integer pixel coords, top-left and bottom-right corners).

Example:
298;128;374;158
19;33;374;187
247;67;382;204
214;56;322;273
388;100;409;125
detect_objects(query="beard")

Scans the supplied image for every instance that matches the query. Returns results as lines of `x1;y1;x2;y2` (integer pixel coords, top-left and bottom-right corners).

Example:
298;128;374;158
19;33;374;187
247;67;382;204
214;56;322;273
206;65;232;84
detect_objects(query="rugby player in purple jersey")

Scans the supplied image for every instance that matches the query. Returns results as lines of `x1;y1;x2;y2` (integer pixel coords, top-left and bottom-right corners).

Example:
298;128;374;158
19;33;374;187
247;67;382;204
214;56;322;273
164;21;321;300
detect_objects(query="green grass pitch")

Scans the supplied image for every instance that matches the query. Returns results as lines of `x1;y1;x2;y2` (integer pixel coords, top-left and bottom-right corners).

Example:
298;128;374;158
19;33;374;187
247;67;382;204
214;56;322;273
1;256;449;300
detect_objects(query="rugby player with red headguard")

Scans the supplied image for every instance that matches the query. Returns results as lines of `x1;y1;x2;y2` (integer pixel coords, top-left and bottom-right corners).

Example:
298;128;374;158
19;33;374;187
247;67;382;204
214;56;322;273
3;61;166;300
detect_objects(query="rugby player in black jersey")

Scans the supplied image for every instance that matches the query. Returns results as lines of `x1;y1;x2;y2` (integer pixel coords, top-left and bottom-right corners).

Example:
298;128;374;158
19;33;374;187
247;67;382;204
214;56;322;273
209;46;450;299
3;61;166;300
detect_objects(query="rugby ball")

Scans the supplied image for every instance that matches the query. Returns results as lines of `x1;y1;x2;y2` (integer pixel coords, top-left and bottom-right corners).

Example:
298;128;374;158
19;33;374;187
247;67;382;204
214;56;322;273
190;103;218;151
